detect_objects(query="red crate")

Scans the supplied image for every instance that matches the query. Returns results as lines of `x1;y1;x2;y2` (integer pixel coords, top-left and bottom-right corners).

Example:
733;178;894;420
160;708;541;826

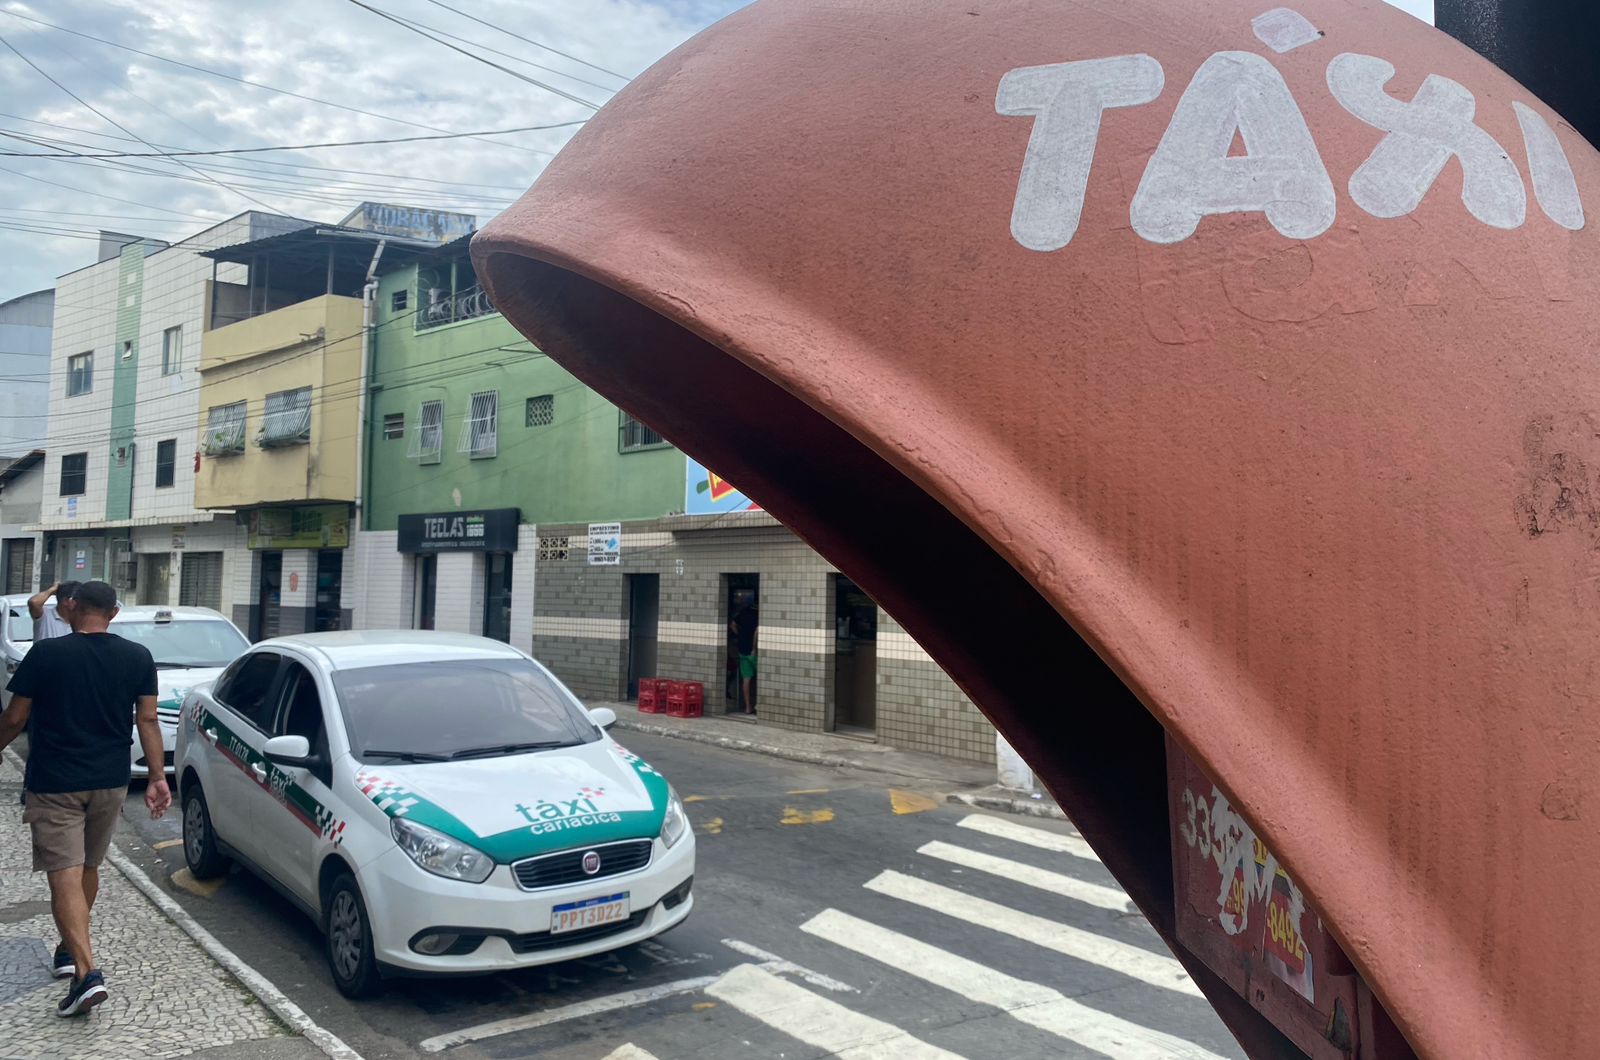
666;681;704;718
638;688;664;713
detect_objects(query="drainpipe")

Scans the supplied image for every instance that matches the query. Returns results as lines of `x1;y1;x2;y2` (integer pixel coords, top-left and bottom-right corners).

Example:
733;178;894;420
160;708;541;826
356;239;387;535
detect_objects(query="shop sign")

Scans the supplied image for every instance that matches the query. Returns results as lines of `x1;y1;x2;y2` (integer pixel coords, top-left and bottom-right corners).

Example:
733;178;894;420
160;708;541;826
588;522;621;566
248;504;351;550
397;508;519;553
686;455;761;515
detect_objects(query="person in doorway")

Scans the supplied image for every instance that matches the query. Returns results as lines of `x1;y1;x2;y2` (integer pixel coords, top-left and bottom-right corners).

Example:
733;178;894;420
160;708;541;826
730;603;759;715
27;581;81;641
0;580;168;1017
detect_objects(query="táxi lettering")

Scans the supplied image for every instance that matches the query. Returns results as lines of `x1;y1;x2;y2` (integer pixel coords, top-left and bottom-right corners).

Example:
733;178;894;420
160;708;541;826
998;10;1585;250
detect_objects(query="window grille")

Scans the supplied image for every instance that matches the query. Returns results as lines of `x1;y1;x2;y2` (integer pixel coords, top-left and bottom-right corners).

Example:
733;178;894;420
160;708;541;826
260;387;312;447
536;536;570;562
383;412;405;440
391;290;408;313
202;402;247;456
408;399;444;464
66;352;93;396
458;390;498;458
619;411;667;452
526;394;554;427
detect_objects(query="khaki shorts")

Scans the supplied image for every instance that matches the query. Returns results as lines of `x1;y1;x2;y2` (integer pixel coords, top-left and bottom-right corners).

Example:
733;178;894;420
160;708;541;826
23;788;125;873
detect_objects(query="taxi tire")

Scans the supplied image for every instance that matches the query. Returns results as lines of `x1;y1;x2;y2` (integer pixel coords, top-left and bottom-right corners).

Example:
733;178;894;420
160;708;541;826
182;784;228;880
325;873;382;999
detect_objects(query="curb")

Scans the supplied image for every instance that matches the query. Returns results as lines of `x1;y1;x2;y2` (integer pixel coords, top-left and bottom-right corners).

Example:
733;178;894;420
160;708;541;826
2;749;361;1060
107;847;364;1060
944;790;1069;821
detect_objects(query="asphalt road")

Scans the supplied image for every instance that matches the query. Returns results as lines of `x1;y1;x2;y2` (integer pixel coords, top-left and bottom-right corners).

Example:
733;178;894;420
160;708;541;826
113;733;1245;1060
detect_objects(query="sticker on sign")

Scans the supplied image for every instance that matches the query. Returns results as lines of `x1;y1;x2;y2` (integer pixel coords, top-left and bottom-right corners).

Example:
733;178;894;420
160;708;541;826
552;893;630;934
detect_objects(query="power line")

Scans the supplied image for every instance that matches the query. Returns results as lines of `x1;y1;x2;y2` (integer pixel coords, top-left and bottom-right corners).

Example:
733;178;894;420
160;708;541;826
0;121;586;159
343;0;601;110
377;10;620;94
0;9;558;157
419;0;632;83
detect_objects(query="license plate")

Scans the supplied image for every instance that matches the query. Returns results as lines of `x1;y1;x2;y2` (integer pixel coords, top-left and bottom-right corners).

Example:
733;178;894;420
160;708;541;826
550;893;630;934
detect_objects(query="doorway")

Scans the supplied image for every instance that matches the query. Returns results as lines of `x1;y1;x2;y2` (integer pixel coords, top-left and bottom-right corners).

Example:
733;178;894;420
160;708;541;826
139;553;172;606
832;575;878;734
413;554;437;630
723;573;759;714
254;551;282;642
483;552;513;642
314;550;344;632
626;574;660;698
3;539;34;595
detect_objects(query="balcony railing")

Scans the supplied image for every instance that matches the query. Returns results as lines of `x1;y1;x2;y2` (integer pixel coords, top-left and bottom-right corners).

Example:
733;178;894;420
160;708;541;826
418;283;496;330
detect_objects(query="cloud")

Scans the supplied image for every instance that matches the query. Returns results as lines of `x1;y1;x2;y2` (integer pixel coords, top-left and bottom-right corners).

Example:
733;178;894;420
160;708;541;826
0;0;747;295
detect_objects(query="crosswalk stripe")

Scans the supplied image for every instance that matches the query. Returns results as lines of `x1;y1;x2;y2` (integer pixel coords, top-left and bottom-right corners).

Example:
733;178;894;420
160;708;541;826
704;963;965;1059
600;1047;660;1060
864;871;1201;997
957;814;1101;863
802;910;1230;1060
918;840;1130;911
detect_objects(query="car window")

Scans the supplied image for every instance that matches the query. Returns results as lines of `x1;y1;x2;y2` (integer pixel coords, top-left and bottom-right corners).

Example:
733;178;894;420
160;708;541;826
113;619;248;669
214;652;282;731
275;660;332;765
6;608;32;645
332;658;599;762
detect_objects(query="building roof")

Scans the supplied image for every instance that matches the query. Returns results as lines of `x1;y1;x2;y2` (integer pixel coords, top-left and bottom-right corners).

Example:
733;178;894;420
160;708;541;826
0;450;43;488
200;224;442;270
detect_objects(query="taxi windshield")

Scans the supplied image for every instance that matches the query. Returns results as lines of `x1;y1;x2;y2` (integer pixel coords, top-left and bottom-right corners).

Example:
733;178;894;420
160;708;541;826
334;658;600;763
112;619;249;668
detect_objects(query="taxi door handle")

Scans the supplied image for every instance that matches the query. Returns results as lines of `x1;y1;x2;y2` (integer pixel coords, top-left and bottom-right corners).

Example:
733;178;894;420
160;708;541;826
204;728;217;742
250;763;267;781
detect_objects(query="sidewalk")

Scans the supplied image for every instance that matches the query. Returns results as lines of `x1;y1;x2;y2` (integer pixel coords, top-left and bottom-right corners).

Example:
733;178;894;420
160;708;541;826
597;700;1067;819
0;755;337;1060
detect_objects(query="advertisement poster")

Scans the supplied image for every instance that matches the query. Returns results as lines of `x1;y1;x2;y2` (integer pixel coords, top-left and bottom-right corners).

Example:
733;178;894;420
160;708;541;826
686;456;761;516
588;522;621;566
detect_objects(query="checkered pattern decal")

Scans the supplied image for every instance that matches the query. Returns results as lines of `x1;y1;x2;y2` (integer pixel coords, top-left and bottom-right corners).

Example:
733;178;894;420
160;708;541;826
356;769;421;817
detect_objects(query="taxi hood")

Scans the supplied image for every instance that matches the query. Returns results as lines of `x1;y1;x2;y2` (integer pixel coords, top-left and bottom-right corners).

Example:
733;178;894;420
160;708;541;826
352;738;670;863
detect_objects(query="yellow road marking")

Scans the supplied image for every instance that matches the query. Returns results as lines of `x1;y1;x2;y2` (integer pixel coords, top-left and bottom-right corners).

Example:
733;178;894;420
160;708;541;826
683;795;707;803
152;838;184;851
170;867;224;898
691;1002;716;1011
786;788;830;795
781;806;835;826
889;789;940;816
700;818;724;835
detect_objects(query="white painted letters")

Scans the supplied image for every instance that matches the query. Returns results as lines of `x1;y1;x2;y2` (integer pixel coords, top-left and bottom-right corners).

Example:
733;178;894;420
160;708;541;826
997;55;1164;251
1513;102;1585;231
1131;51;1336;244
1251;8;1321;55
1328;52;1526;229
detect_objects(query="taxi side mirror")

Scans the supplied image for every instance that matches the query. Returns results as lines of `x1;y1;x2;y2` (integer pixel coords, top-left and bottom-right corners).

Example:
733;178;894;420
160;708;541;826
588;707;617;731
264;734;314;768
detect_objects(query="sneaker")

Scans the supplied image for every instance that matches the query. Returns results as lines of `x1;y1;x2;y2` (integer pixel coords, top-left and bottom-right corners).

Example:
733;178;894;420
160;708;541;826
56;970;106;1017
51;947;74;980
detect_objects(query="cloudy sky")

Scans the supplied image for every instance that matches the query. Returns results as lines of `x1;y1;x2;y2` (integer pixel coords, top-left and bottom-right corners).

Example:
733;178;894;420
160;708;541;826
0;0;1431;299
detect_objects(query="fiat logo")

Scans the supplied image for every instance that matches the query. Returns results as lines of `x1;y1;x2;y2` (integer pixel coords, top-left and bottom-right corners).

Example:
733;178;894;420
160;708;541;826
581;850;602;875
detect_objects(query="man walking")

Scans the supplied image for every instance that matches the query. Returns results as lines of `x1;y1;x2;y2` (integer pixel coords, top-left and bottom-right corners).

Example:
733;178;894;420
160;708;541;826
0;580;169;1016
27;580;80;641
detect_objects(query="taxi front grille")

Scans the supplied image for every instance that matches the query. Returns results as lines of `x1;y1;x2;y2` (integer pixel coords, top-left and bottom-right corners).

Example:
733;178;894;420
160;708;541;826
512;839;654;891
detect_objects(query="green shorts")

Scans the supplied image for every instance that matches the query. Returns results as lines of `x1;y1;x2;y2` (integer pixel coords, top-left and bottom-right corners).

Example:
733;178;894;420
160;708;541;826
738;653;758;679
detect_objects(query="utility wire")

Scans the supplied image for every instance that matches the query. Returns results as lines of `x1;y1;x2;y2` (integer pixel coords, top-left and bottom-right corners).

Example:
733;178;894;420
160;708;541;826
0;9;556;157
379;11;620;94
343;0;601;110
419;0;632;83
0;121;586;159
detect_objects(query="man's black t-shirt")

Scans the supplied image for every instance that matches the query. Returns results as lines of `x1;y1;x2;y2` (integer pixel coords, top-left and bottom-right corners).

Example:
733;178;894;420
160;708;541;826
5;632;158;793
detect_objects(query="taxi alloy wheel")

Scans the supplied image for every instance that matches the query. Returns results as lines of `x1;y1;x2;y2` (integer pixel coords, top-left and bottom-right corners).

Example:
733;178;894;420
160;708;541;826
325;873;382;998
182;784;228;880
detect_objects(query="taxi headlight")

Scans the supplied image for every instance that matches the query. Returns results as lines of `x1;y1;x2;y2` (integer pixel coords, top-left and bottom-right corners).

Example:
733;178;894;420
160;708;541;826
660;789;688;849
390;817;494;884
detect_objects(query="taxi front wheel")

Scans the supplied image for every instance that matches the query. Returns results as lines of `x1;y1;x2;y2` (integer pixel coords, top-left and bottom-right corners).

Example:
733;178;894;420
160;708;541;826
325;873;383;998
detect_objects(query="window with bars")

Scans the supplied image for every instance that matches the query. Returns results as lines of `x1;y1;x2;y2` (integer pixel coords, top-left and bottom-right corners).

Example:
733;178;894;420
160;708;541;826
66;352;93;397
383;412;405;440
458;390;498;458
408;399;444;464
60;453;87;496
202;402;247;456
260;386;312;447
161;326;183;375
525;394;555;427
155;439;177;488
391;289;408;313
619;411;668;452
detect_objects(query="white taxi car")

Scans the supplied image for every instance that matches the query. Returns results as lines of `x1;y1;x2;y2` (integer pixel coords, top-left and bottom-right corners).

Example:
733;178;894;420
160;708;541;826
1;596;249;776
173;631;695;997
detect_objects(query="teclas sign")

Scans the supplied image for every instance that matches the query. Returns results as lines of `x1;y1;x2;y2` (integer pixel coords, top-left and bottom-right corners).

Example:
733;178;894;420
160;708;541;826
397;508;520;554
